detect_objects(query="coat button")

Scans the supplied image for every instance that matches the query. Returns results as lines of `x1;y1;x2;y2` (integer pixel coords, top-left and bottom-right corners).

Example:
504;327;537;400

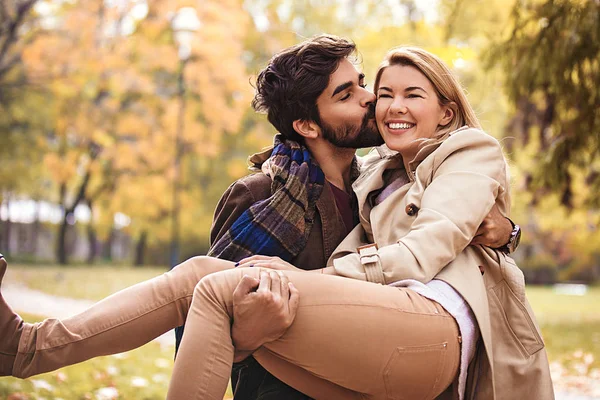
405;203;419;216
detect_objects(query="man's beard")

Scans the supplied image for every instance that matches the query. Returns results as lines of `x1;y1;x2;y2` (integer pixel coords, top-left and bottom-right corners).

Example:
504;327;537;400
320;105;384;149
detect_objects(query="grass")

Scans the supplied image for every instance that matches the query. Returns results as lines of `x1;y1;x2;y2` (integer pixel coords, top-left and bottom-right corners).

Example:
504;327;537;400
2;265;599;397
0;314;190;400
526;286;600;375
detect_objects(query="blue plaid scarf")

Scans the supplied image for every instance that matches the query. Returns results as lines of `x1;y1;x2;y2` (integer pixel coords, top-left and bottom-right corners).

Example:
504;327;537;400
175;136;325;353
207;135;325;262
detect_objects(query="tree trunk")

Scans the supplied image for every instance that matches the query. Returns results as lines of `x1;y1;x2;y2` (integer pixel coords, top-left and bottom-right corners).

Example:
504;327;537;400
86;224;97;265
31;200;40;255
85;199;97;264
56;164;94;265
57;212;70;265
2;197;11;256
102;228;115;262
134;230;147;267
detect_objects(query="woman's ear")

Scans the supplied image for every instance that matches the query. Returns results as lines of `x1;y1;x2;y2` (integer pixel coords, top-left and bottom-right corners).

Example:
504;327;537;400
292;119;320;140
439;102;456;126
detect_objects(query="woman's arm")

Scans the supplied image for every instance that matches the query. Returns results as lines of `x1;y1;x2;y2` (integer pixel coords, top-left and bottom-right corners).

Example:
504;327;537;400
332;129;508;284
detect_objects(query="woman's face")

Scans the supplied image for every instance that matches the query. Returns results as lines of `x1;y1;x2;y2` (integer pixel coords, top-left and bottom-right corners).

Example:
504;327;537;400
375;64;452;162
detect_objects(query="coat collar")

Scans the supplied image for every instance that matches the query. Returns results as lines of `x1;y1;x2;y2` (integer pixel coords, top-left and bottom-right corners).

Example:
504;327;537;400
247;144;275;172
406;125;471;175
352;126;471;223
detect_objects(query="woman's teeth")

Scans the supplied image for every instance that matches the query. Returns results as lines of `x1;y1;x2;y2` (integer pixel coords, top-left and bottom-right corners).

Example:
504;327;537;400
388;122;414;129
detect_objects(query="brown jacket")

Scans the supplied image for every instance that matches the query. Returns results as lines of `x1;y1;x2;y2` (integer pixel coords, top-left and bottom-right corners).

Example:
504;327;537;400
329;127;554;399
210;171;351;400
210;172;349;271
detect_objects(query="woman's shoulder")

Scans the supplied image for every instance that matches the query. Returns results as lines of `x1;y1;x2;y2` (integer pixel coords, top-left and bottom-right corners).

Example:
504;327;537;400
428;127;508;181
445;126;501;147
433;127;504;161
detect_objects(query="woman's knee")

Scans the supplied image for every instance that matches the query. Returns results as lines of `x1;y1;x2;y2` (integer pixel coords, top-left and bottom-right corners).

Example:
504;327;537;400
192;267;259;307
173;255;233;282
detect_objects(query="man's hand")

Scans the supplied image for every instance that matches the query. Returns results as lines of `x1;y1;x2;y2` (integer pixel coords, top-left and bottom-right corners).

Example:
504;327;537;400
231;271;300;362
236;255;304;273
470;203;513;248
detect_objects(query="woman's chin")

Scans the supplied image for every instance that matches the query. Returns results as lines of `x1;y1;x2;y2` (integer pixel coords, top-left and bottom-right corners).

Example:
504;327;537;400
382;138;408;154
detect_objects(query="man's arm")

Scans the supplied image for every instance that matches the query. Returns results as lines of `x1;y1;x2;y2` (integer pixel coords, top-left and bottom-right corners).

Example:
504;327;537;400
210;178;260;246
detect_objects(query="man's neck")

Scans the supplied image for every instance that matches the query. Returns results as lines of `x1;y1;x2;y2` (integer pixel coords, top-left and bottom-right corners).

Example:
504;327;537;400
306;139;356;193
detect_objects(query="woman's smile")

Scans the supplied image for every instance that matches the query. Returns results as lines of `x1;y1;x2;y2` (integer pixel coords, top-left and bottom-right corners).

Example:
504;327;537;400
384;120;416;134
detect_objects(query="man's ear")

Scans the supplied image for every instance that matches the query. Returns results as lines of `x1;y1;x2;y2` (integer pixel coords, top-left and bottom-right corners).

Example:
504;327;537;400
439;102;456;127
292;119;320;140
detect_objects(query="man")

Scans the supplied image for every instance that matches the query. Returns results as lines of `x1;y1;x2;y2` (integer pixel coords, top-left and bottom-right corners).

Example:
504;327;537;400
179;34;517;399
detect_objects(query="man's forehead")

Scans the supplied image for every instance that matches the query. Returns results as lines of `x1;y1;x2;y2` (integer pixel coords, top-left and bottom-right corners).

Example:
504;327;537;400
324;59;362;95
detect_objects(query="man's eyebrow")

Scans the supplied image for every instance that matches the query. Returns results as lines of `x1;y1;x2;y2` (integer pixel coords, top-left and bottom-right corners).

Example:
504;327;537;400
331;73;365;98
331;82;353;98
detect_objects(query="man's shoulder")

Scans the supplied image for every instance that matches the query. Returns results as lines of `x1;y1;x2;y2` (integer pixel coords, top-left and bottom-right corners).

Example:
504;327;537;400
227;172;272;201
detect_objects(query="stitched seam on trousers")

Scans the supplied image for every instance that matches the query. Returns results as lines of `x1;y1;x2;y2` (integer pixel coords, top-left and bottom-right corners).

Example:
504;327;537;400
299;303;454;318
193;314;229;400
20;293;194;353
13;323;34;376
402;344;447;400
383;342;451;400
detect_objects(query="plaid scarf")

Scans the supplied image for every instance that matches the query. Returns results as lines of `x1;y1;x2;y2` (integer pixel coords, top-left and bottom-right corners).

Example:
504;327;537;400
207;135;325;262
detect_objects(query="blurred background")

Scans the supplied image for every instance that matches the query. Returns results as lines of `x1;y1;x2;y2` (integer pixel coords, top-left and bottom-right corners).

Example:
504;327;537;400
0;0;598;399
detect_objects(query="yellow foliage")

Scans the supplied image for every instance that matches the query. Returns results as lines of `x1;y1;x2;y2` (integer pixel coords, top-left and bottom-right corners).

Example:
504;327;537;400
227;162;249;180
43;152;78;184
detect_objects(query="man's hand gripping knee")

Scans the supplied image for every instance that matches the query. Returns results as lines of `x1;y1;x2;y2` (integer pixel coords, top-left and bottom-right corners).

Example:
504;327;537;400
231;271;299;362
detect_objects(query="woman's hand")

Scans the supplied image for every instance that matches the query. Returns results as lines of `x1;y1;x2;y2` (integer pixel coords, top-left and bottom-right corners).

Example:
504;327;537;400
236;255;304;273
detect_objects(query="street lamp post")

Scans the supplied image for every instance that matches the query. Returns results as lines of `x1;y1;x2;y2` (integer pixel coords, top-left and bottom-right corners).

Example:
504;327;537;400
169;8;201;269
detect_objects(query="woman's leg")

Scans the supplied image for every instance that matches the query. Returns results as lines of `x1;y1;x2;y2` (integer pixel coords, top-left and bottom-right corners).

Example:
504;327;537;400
0;256;234;378
169;268;460;400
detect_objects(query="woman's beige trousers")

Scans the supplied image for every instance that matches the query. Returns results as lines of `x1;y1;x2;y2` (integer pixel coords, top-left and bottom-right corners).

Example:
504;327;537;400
13;256;460;400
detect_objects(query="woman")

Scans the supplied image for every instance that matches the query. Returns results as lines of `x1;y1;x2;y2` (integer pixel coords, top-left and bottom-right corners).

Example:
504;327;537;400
0;47;553;399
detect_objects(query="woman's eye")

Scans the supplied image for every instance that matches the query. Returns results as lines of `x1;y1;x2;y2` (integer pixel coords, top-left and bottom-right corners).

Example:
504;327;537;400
377;94;391;99
407;94;422;98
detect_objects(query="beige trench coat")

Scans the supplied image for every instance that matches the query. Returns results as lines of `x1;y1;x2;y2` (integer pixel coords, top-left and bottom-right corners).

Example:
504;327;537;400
328;127;554;399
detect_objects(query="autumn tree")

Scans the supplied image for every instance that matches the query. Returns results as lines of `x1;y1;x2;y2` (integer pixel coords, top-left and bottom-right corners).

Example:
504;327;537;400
0;0;49;255
18;0;253;265
487;0;600;209
480;0;600;281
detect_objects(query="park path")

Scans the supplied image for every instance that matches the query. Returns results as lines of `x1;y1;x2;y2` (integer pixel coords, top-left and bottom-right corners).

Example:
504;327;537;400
3;283;598;399
3;282;175;347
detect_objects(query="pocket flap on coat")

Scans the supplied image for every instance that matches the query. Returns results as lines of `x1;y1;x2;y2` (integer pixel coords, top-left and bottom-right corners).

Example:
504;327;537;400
491;281;544;356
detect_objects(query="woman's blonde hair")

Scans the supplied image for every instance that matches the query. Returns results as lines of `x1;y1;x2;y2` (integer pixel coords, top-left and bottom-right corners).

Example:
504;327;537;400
374;47;481;139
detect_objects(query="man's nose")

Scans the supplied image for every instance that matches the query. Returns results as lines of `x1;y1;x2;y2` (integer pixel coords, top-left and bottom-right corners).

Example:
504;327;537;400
360;89;376;107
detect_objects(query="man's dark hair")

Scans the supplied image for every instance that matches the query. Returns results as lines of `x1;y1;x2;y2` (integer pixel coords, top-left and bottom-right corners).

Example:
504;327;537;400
252;34;356;142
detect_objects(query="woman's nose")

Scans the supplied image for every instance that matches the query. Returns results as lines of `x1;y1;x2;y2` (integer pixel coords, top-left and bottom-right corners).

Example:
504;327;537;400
390;98;407;114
